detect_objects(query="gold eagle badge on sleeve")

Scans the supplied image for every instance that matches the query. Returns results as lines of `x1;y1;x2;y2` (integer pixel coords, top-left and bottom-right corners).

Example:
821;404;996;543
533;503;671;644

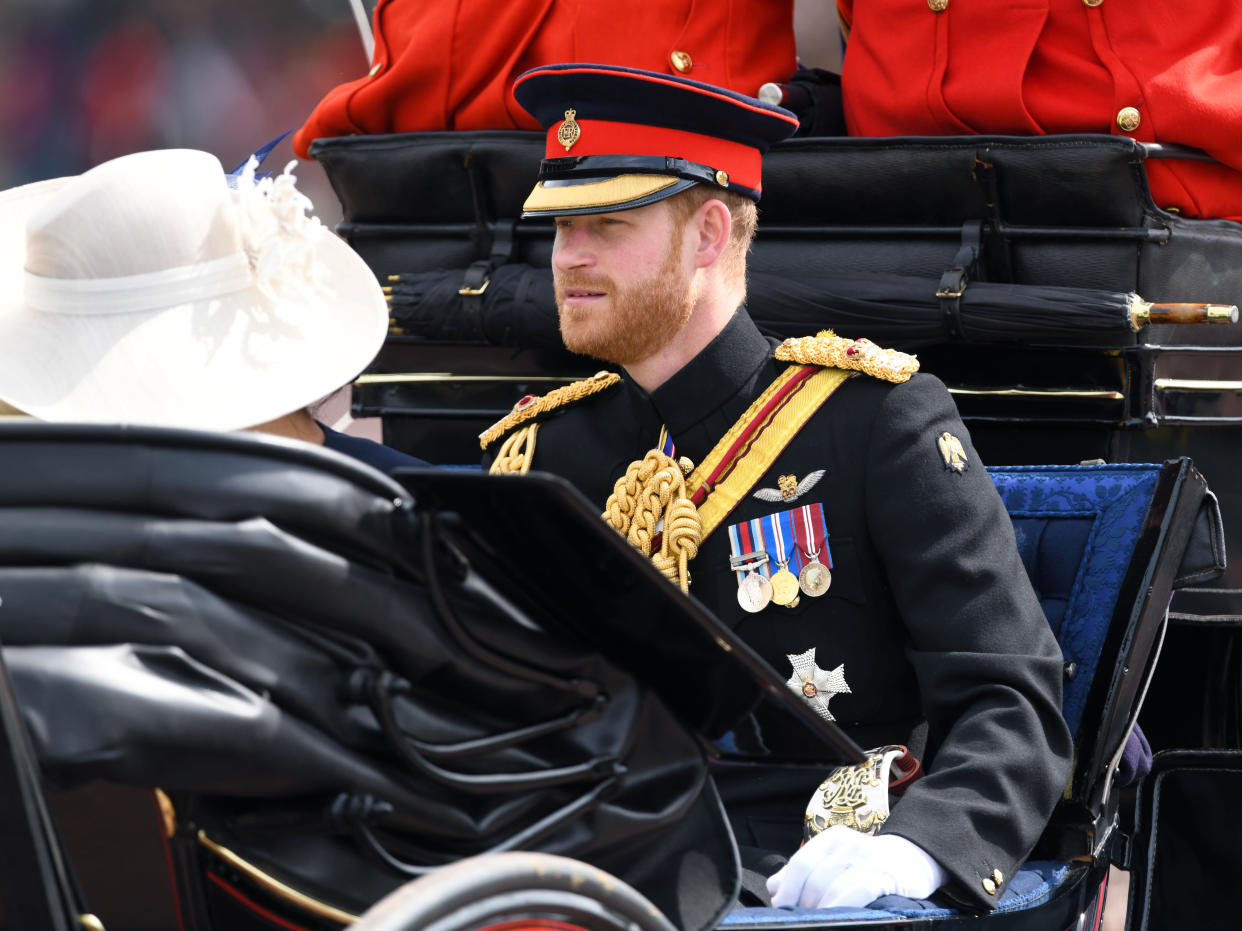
937;431;969;473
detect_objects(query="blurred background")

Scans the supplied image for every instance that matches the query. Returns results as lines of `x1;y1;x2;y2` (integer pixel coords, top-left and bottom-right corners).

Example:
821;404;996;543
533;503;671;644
0;0;840;443
0;0;839;436
0;0;841;228
0;0;372;226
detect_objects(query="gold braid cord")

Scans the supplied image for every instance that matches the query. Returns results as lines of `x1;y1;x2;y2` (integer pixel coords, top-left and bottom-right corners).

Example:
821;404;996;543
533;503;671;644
479;371;620;451
602;449;702;593
489;423;538;475
775;330;919;383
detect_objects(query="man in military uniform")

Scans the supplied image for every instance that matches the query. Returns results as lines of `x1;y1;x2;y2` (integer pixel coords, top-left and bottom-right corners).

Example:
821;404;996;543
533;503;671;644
482;62;1072;912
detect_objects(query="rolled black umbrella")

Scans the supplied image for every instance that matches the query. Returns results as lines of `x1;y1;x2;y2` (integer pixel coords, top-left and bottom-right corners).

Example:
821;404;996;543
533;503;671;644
382;263;1237;351
385;265;561;349
747;269;1239;348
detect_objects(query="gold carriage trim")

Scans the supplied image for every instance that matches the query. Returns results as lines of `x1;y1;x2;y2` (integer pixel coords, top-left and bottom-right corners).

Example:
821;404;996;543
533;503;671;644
775;331;919;384
479;371;621;451
197;830;359;925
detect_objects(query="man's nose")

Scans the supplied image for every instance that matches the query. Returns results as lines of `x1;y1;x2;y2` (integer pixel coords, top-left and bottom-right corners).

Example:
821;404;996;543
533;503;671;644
553;227;595;270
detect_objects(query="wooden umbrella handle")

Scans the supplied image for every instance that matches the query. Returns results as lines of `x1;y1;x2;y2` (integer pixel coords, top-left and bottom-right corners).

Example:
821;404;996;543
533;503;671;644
1131;301;1239;328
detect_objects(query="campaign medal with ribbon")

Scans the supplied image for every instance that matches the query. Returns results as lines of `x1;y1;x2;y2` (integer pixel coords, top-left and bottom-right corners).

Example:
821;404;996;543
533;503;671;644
764;510;801;607
794;502;833;597
728;521;773;613
737;561;773;613
728;503;833;611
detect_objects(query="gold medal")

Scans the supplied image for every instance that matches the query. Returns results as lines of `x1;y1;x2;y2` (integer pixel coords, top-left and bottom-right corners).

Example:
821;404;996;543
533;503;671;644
738;569;773;613
770;561;801;606
799;554;832;597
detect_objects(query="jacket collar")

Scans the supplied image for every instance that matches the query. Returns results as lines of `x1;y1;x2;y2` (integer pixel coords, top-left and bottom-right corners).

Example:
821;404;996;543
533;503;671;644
648;308;774;441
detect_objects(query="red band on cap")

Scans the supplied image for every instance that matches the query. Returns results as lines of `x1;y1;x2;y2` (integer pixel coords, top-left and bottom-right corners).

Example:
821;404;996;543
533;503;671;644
545;119;762;192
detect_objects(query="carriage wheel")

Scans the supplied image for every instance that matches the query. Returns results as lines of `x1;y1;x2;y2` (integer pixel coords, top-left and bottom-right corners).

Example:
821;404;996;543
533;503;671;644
351;852;678;931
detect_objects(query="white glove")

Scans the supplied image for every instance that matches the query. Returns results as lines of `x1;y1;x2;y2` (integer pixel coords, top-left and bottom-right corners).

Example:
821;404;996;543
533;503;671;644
766;825;949;909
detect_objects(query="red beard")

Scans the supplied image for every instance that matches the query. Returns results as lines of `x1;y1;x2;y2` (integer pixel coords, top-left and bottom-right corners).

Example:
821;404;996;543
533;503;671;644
554;234;694;366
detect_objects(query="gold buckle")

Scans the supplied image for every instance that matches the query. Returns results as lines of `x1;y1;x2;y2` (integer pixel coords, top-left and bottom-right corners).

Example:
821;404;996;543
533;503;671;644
935;285;964;299
458;278;490;297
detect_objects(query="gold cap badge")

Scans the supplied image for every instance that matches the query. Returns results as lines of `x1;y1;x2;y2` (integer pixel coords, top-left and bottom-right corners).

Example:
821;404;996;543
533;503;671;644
557;108;581;151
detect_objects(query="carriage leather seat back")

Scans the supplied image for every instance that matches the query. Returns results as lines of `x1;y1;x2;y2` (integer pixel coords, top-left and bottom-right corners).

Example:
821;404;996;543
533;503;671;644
0;417;1224;931
0;422;738;931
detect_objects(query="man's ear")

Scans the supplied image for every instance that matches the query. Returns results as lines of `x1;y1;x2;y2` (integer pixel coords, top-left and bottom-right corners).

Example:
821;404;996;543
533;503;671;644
691;198;732;270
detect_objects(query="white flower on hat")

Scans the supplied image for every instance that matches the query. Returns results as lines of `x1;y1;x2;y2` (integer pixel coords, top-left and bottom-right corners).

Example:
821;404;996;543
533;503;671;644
0;148;388;431
233;157;330;303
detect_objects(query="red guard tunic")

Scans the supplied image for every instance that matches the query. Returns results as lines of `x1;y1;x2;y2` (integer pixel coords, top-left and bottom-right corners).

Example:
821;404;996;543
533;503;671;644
836;0;1242;220
293;0;796;158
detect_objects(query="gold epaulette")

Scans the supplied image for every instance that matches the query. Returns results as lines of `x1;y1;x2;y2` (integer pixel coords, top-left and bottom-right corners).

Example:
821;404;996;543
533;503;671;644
479;370;621;451
774;330;919;384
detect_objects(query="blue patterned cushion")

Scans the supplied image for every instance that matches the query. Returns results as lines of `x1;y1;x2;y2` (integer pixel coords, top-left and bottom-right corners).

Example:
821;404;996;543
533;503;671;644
989;464;1158;736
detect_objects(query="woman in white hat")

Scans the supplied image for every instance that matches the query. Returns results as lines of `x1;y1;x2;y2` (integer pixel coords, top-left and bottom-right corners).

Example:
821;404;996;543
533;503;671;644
0;148;428;472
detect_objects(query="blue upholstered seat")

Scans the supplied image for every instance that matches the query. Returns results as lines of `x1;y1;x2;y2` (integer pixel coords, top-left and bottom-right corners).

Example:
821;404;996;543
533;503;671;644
719;862;1069;925
722;463;1169;926
992;464;1162;737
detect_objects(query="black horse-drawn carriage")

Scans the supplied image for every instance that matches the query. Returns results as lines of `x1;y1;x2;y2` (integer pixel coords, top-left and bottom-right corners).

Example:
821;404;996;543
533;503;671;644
2;131;1241;931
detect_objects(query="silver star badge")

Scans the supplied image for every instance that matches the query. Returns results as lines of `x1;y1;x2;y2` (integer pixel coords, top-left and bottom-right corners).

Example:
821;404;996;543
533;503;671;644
753;469;826;503
785;647;851;721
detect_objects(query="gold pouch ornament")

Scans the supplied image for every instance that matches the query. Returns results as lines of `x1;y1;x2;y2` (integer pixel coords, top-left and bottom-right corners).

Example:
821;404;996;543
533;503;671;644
803;745;923;840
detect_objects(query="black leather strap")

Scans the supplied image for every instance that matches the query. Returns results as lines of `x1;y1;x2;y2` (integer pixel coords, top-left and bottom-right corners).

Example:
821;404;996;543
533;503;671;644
937;221;983;339
459;220;518;318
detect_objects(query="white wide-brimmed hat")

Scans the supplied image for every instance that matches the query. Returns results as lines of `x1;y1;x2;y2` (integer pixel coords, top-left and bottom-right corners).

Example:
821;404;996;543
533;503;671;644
0;148;388;431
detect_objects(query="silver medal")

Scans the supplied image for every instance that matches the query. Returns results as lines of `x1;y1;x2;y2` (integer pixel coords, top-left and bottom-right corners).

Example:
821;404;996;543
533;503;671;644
738;569;774;613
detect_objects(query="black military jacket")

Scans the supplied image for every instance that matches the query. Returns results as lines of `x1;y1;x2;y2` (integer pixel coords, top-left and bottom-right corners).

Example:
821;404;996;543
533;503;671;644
487;310;1073;910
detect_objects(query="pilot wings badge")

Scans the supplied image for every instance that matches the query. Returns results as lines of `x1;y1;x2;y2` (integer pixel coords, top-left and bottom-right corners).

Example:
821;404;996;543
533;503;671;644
753;469;826;503
937;431;969;474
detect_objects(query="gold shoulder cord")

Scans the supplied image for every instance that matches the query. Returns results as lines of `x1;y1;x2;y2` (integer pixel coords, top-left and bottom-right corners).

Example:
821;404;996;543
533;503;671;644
775;330;919;383
602;428;701;594
482;371;620;474
491;423;539;475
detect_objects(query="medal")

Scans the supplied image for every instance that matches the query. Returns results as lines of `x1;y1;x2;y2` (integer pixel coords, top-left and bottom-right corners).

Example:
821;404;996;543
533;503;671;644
799;554;832;597
765;510;801;608
728;530;772;613
795;503;832;597
737;569;774;612
727;508;817;614
770;557;801;605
